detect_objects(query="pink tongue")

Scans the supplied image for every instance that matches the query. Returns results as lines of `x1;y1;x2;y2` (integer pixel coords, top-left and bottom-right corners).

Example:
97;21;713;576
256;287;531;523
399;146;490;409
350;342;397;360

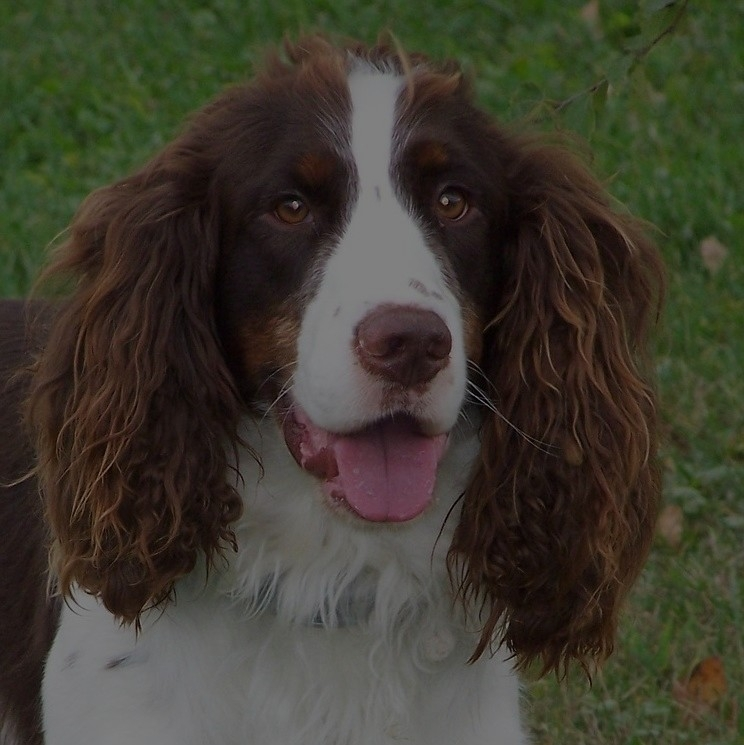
287;410;447;523
331;418;447;522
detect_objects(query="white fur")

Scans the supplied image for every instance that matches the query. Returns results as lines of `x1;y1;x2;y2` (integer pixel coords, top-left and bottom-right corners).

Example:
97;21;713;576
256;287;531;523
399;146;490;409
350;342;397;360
294;67;467;435
41;66;528;745
44;425;527;745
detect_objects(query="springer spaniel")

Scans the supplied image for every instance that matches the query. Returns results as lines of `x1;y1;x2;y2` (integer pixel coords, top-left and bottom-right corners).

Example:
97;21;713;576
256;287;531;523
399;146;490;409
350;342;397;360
0;36;664;745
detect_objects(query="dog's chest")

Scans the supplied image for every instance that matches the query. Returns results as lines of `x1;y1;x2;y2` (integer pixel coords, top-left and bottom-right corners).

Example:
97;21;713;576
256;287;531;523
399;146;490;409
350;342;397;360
148;603;470;745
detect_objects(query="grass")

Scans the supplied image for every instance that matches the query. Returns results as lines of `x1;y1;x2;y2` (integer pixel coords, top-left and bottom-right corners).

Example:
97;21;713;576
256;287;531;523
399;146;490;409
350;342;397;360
2;0;742;741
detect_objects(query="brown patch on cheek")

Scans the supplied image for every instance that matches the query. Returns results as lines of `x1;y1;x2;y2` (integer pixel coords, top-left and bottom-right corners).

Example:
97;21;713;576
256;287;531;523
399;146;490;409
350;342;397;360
238;309;301;397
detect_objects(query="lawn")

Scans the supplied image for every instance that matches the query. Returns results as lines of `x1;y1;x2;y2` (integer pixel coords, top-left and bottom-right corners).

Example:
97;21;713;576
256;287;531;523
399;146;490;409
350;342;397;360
2;1;742;742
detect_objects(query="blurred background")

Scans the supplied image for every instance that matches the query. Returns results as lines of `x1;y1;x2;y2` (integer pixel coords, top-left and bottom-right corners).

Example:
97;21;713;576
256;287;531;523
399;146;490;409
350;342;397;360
1;1;741;741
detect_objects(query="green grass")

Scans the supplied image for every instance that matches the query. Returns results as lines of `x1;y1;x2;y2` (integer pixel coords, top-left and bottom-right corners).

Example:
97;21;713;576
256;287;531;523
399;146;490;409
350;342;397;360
2;1;743;741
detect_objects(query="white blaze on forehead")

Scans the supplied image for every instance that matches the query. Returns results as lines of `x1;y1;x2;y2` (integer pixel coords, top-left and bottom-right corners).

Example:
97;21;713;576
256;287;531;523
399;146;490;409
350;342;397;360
337;66;439;301
293;64;467;434
347;65;401;198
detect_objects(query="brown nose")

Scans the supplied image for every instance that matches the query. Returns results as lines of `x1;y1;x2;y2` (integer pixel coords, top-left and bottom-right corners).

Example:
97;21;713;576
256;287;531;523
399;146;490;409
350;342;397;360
355;305;452;388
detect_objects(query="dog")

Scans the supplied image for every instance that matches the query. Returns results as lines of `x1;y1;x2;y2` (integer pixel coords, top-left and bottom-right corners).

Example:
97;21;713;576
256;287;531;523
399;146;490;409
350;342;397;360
0;35;664;744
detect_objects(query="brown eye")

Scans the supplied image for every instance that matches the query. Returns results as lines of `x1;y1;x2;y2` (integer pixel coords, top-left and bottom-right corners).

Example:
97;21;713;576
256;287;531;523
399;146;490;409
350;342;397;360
435;188;469;222
274;197;311;225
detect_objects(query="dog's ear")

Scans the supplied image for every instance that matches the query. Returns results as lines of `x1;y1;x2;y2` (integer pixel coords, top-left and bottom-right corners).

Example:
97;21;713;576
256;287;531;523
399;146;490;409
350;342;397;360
450;137;664;674
27;128;244;624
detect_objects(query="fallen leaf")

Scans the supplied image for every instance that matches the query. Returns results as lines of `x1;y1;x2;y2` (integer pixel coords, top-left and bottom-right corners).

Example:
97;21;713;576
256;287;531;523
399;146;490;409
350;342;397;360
673;656;727;717
580;1;601;38
699;235;728;275
580;0;600;25
656;504;684;548
687;657;727;705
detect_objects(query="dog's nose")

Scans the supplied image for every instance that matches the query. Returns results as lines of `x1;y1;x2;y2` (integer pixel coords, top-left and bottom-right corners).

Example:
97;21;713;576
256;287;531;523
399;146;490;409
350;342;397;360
355;305;452;387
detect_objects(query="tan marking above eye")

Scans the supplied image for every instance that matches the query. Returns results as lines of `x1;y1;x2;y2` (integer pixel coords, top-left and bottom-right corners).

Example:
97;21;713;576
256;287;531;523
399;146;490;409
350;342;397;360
415;141;449;170
435;188;469;221
274;197;311;225
296;152;335;187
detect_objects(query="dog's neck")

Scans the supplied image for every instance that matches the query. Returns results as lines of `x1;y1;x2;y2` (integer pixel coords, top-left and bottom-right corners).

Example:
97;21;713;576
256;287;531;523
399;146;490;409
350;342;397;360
251;576;377;628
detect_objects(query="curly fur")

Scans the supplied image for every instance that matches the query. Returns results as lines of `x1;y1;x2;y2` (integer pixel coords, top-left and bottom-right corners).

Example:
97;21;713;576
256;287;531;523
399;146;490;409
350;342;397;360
26;116;247;623
31;33;663;663
450;141;663;671
0;34;664;744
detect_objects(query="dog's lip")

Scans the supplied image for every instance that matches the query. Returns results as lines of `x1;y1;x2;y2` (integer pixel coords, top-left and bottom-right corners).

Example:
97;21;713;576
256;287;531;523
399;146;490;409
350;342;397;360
281;403;449;522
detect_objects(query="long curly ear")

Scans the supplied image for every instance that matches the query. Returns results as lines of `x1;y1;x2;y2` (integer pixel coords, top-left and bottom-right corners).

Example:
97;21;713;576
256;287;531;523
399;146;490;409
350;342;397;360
28;136;243;623
450;138;665;673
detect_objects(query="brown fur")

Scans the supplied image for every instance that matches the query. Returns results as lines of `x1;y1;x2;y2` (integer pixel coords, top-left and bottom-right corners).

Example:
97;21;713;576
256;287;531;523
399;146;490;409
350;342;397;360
26;143;246;623
449;141;663;672
0;301;59;745
5;38;663;725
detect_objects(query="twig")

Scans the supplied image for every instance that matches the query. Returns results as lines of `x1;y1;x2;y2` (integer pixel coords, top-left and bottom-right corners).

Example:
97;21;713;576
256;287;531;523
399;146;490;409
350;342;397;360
552;0;689;114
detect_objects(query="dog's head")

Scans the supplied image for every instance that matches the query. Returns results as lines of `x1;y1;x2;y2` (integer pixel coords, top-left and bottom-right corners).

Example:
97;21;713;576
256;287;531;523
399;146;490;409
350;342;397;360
28;36;663;672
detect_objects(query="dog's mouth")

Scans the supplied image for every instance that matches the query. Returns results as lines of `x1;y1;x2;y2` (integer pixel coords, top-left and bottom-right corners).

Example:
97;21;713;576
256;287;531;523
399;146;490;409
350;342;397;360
283;405;448;523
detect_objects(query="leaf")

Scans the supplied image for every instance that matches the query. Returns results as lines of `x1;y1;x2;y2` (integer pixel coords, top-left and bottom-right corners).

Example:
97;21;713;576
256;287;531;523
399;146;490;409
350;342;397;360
643;0;681;15
580;1;600;29
560;89;597;137
687;657;727;705
606;52;634;85
673;656;728;717
656;503;683;548
699;235;728;275
592;78;609;116
641;0;686;39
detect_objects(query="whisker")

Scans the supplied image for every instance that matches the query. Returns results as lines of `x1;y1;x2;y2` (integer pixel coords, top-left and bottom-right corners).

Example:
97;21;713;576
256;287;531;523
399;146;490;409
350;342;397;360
259;374;296;425
456;406;473;428
255;362;295;395
465;365;558;457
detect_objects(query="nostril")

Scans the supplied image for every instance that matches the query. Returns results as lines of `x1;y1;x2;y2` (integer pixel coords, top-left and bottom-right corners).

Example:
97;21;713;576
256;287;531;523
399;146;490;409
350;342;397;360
426;329;451;361
365;329;405;359
355;305;452;388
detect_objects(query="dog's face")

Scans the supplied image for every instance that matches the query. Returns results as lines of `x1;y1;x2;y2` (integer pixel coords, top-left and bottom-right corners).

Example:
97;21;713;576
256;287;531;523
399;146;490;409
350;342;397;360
214;59;505;522
33;37;662;670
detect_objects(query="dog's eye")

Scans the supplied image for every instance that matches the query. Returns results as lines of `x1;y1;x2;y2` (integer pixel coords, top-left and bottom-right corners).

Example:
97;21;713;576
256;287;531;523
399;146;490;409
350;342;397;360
434;188;469;222
274;197;311;225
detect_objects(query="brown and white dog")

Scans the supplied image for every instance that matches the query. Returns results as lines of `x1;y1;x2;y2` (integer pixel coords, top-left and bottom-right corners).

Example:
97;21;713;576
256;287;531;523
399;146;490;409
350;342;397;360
0;36;663;745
